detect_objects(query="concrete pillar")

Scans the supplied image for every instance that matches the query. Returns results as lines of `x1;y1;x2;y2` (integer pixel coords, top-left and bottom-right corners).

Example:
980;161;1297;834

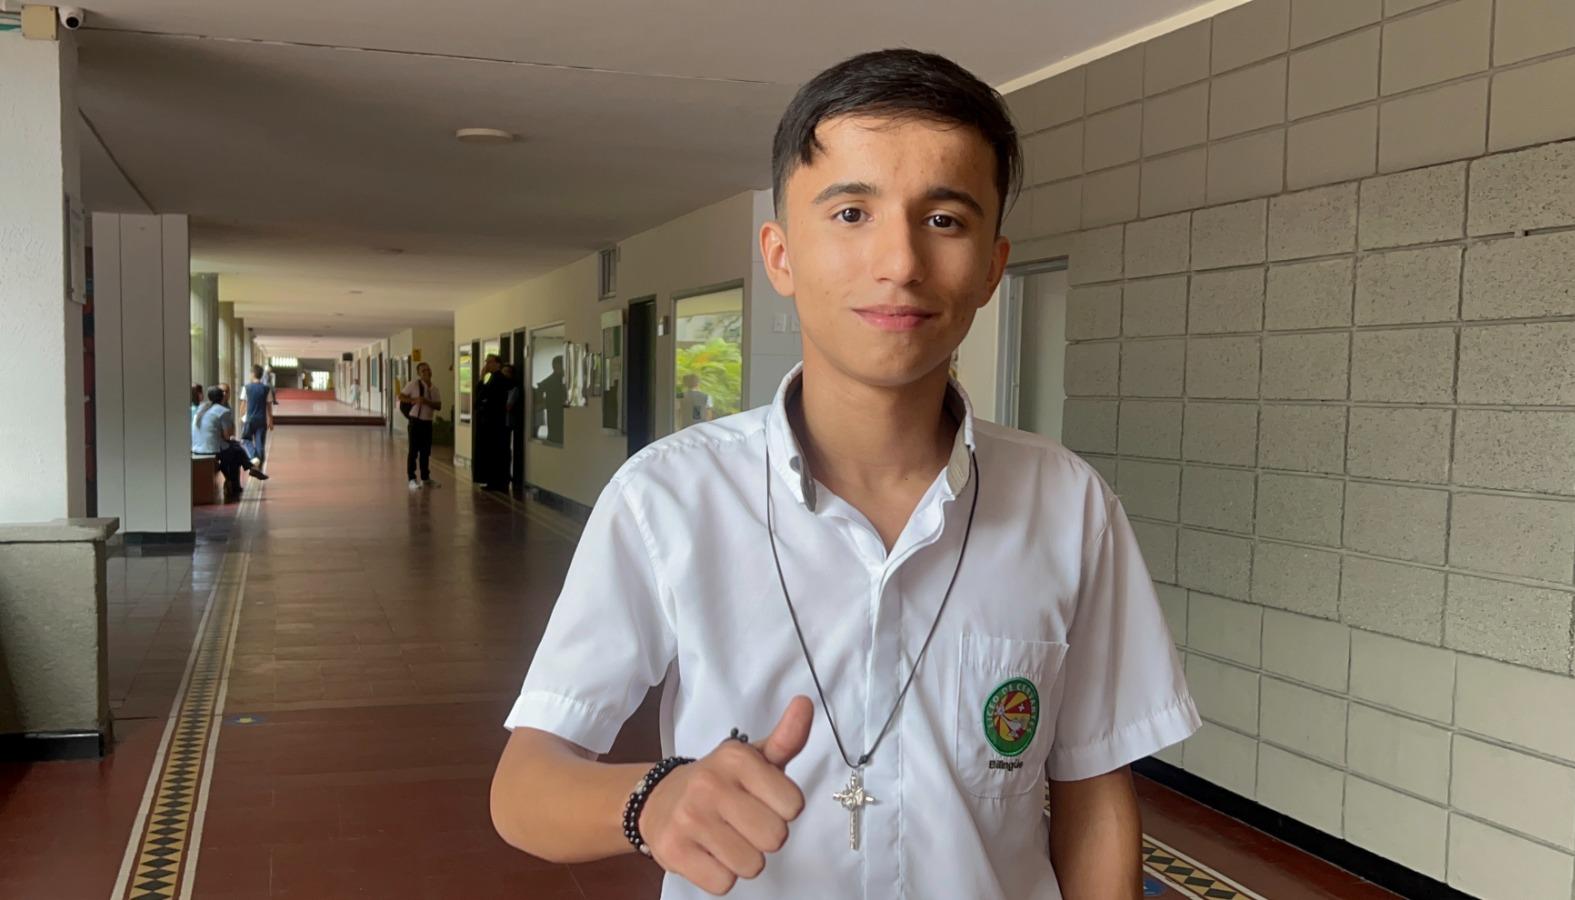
0;518;117;754
190;273;219;392
93;214;194;538
0;30;86;523
237;317;250;389
218;301;236;395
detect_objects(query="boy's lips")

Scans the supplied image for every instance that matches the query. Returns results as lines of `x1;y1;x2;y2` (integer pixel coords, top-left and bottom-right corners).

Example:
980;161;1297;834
853;306;936;332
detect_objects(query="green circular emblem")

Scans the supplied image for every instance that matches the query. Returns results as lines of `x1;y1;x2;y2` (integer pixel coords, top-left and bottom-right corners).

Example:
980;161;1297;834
983;677;1040;757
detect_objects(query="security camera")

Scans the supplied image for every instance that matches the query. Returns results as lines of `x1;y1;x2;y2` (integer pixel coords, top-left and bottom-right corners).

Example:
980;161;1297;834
58;6;85;29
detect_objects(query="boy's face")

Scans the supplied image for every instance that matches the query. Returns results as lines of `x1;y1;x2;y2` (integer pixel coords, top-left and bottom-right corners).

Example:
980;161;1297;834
761;115;1011;390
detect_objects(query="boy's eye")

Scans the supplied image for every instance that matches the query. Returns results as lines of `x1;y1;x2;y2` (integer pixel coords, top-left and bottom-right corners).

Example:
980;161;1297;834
837;209;866;224
929;214;958;229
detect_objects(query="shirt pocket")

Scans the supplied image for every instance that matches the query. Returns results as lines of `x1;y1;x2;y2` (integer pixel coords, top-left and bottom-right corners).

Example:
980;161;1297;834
952;633;1068;799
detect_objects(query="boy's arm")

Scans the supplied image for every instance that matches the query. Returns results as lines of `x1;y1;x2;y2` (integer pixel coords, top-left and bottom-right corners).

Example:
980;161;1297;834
1047;766;1143;899
492;700;812;895
491;727;649;863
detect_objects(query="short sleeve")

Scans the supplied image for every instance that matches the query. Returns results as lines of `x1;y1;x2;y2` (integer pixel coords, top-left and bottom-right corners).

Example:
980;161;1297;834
1048;491;1199;781
503;479;677;755
219;409;235;434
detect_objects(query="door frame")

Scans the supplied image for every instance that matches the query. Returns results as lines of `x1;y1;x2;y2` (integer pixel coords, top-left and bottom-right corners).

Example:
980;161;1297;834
995;258;1069;429
510;328;526;487
625;296;658;458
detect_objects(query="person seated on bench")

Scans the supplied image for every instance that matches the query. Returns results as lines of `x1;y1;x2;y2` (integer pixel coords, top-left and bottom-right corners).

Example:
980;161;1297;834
191;386;269;501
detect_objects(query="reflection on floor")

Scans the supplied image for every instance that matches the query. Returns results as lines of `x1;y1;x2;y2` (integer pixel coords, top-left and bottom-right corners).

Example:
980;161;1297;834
273;397;386;426
0;425;1399;899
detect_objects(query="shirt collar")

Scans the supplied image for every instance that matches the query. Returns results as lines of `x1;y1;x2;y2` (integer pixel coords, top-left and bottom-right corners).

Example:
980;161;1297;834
765;362;977;512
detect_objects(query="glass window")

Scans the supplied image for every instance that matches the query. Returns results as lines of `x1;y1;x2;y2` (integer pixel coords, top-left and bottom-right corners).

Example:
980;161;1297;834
457;345;473;421
529;324;568;446
673;286;743;431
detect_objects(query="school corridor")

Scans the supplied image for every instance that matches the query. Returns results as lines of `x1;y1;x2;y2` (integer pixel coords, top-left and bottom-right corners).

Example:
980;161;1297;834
0;424;1398;899
5;0;1575;897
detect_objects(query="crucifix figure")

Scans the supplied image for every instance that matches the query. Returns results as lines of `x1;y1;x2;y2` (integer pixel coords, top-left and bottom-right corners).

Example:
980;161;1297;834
831;769;876;850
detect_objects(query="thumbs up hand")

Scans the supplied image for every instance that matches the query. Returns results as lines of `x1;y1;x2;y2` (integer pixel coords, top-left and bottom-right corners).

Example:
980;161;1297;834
637;697;814;895
755;695;814;769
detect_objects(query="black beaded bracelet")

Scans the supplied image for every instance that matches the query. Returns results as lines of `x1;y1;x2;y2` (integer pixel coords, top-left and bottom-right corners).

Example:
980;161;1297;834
624;755;694;857
624;729;751;858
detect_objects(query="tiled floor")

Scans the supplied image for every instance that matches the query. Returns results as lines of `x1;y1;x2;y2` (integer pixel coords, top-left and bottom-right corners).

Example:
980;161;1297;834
271;398;382;419
0;424;1399;898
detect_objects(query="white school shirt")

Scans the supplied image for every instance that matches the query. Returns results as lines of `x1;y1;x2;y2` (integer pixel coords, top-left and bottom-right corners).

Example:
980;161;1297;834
506;364;1199;900
400;379;441;422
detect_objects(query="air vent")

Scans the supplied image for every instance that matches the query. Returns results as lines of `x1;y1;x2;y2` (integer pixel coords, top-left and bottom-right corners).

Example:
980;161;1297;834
598;247;618;300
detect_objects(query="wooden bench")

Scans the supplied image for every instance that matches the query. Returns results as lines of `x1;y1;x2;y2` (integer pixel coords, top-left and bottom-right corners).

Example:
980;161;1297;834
191;454;222;506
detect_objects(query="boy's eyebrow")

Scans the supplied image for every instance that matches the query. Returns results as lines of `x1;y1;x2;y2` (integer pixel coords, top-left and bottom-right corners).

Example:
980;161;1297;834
812;181;878;205
925;186;985;217
810;182;985;217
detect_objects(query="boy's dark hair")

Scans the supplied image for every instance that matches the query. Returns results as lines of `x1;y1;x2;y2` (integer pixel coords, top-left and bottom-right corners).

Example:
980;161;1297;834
252;364;264;379
771;49;1021;230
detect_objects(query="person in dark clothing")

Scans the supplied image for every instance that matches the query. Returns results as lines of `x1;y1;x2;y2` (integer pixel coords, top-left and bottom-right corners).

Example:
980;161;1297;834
240;365;273;466
476;353;513;491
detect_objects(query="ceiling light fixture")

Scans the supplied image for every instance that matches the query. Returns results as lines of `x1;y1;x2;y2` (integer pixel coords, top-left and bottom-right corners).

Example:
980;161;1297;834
455;127;515;145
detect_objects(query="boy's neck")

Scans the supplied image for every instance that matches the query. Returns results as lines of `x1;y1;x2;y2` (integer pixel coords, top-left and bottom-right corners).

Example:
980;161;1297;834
789;358;957;499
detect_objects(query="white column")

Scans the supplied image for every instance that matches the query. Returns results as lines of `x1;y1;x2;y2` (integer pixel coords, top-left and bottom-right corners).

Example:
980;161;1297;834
93;213;193;536
0;31;85;523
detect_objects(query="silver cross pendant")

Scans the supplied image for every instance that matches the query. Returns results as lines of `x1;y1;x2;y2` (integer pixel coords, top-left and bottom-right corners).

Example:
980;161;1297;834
831;768;876;851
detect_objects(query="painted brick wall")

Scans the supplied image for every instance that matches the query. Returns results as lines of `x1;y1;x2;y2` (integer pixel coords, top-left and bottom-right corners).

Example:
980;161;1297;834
1004;1;1575;895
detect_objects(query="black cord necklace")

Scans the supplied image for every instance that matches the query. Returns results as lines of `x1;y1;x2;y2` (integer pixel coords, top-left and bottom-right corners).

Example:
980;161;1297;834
764;440;981;851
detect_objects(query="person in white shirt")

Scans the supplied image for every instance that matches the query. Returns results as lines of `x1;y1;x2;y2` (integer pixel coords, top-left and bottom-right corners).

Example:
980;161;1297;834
491;49;1198;899
678;373;714;430
400;362;442;489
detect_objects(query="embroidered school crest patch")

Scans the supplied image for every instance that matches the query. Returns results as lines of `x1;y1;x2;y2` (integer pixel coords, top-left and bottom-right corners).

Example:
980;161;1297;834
983;677;1039;757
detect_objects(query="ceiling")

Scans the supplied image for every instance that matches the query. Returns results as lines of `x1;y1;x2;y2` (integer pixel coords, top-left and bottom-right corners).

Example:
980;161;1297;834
74;0;1215;356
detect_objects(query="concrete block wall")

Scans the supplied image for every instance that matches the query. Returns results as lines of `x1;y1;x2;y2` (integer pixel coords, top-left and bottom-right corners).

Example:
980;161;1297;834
1006;1;1575;896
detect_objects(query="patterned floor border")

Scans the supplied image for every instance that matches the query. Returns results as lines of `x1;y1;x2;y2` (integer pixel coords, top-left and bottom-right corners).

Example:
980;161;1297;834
108;491;257;900
1144;834;1269;900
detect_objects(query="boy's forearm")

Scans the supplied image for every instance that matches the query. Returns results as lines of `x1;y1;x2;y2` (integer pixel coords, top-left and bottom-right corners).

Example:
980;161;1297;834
491;728;652;864
1047;766;1143;900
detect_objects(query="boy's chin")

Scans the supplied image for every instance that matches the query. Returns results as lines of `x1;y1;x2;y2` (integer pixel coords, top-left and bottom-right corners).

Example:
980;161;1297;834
811;352;954;391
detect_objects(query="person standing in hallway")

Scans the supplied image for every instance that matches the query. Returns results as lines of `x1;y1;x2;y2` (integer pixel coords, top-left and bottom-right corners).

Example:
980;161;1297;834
192;386;268;501
491;49;1196;899
476;353;512;491
240;364;274;467
401;361;442;489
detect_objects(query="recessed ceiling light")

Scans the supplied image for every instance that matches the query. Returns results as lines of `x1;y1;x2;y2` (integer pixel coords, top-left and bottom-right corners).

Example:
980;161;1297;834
455;127;515;145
